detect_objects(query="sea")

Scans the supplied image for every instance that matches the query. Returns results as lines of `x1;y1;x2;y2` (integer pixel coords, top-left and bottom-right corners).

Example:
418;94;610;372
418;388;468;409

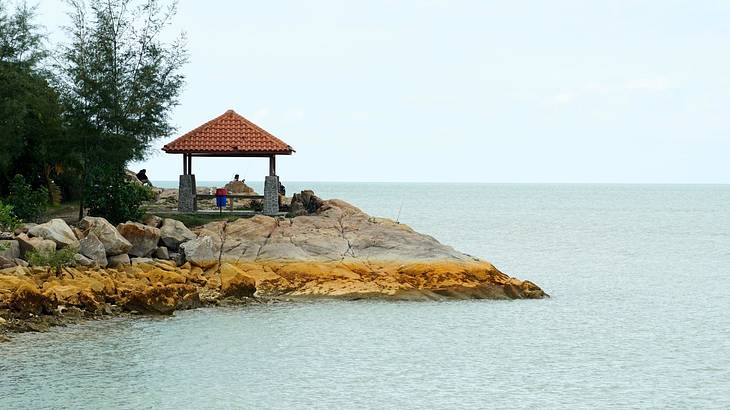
2;183;729;409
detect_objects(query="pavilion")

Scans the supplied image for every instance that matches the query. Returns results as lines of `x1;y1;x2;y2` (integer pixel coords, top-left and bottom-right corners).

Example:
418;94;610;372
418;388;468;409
162;109;295;214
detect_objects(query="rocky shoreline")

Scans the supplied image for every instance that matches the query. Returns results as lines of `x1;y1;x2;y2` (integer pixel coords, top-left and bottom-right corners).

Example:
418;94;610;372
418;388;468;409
1;195;547;340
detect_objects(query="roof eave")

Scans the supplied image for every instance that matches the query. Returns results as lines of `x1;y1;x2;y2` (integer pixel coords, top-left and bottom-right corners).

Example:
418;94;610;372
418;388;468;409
162;148;294;156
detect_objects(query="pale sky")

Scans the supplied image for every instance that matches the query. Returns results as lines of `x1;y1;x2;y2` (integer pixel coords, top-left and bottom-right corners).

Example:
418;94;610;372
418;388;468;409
35;0;730;183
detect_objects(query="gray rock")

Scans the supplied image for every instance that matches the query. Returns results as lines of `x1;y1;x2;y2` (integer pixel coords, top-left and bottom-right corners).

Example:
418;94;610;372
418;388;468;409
131;257;154;265
14;258;29;267
196;199;471;263
79;233;108;268
155;246;170;260
72;227;84;240
168;252;183;265
144;215;163;228
180;236;217;268
116;221;161;257
0;240;20;260
73;253;96;267
27;219;80;251
160;218;196;250
107;253;131;267
79;217;132;256
13;223;36;236
0;232;13;240
16;233;56;258
0;255;16;269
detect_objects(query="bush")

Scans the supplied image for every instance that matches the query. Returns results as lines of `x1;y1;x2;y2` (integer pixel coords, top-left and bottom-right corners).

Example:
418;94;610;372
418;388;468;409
26;248;76;276
7;174;48;222
0;200;22;232
85;167;154;224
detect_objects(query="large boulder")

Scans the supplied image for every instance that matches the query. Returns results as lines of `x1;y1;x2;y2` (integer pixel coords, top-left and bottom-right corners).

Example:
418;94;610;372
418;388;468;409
117;222;161;257
79;217;132;256
180;236;217;268
27;219;80;251
198;199;472;263
16;233;56;258
79;233;108;268
160;219;196;250
0;240;20;260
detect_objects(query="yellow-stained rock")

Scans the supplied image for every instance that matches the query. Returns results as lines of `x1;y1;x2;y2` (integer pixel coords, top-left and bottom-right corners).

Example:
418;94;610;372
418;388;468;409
0;260;547;320
122;283;200;314
144;268;187;285
219;263;257;298
10;283;52;316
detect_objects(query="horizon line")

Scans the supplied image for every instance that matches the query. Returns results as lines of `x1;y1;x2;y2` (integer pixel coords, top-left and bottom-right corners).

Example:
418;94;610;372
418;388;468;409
150;180;730;186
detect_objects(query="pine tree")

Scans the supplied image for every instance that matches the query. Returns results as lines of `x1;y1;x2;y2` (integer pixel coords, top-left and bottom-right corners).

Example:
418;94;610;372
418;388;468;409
57;0;187;219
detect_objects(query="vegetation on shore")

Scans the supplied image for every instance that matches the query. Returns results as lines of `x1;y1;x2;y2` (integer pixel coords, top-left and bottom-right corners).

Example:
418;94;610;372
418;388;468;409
0;0;186;226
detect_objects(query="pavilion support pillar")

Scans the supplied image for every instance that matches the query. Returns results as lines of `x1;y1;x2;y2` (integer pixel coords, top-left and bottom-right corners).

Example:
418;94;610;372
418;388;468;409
268;155;276;176
263;175;279;215
179;153;196;212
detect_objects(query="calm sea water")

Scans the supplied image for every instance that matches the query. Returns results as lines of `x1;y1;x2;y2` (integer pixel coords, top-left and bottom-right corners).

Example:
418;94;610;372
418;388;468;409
2;183;729;409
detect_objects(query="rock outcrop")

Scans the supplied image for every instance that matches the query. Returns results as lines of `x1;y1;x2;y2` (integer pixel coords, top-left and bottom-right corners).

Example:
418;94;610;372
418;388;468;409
197;199;472;263
0;196;547;338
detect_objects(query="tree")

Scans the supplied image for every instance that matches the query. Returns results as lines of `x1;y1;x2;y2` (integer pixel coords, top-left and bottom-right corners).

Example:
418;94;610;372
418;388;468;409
57;0;187;220
0;2;66;196
0;1;46;68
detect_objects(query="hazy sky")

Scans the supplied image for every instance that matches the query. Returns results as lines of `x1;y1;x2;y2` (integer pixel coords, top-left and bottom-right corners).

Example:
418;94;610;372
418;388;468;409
35;0;730;183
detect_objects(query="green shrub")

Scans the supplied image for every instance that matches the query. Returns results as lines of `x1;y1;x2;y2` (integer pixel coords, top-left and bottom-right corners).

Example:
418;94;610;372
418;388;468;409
26;248;76;276
85;167;154;224
7;174;48;222
0;200;22;232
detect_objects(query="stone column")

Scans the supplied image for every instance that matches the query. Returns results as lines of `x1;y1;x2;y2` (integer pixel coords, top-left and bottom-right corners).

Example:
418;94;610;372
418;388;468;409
263;175;279;215
178;174;197;212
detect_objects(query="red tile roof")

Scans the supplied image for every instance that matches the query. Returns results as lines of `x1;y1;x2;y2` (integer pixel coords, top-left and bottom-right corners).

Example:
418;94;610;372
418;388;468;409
163;109;294;155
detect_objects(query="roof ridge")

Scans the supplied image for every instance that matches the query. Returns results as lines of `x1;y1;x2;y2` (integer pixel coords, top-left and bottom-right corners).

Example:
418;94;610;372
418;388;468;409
228;110;292;150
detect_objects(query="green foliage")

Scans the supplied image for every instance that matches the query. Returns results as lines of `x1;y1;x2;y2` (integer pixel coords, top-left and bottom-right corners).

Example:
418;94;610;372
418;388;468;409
26;247;76;275
59;0;187;168
0;2;46;68
85;166;154;224
0;199;22;232
7;174;47;222
0;5;66;195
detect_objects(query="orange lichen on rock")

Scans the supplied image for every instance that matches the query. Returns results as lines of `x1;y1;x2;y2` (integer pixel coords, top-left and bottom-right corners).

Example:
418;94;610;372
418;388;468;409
0;259;548;321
